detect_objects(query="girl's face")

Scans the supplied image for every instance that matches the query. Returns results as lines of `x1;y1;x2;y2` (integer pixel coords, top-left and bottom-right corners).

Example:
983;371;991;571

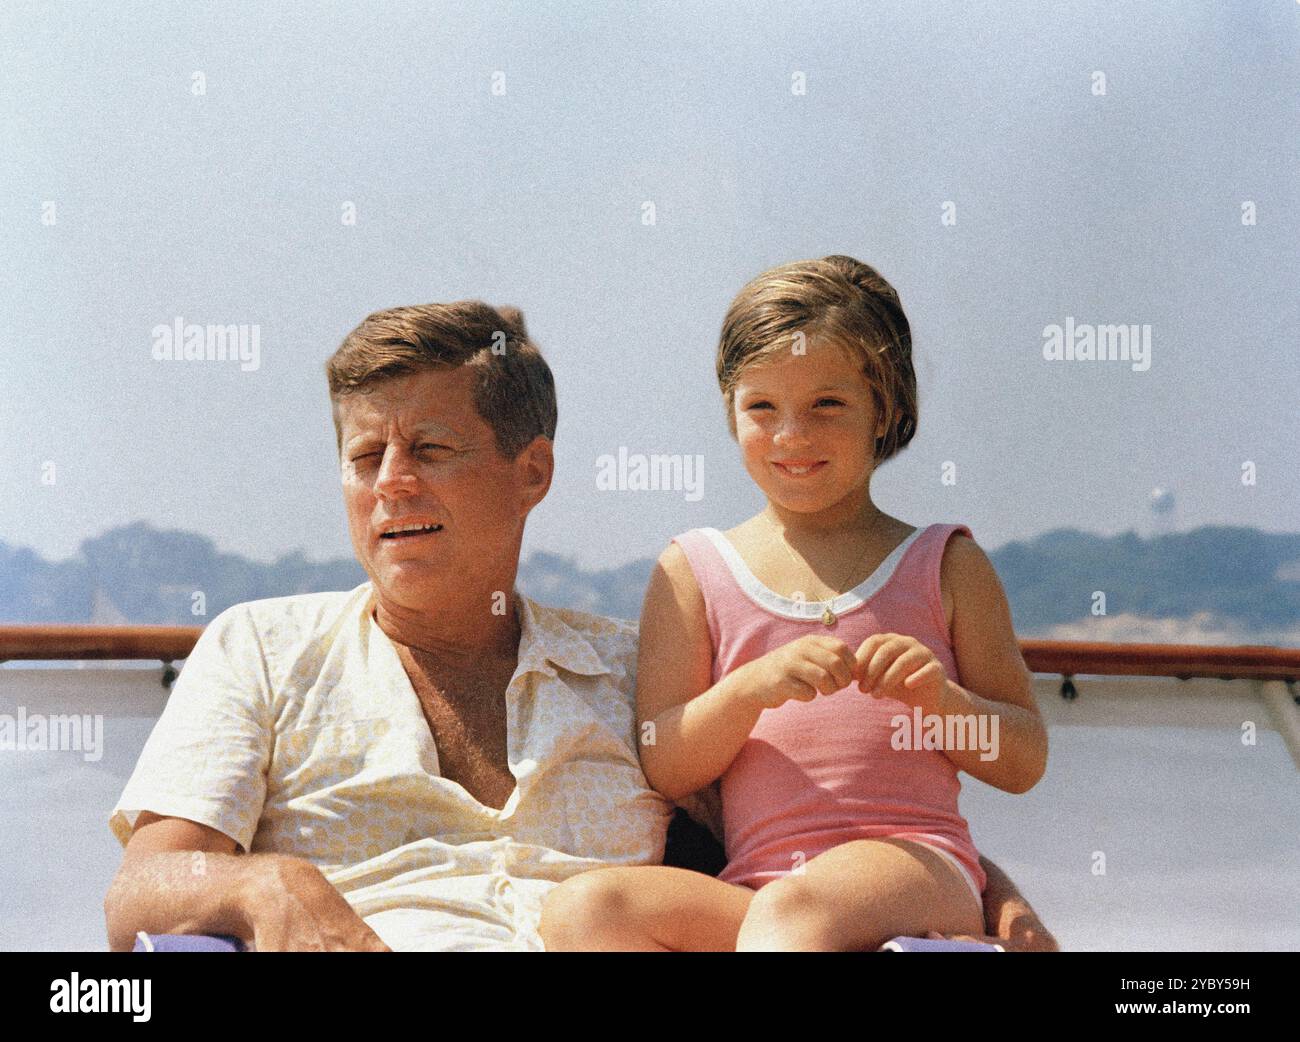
732;336;887;515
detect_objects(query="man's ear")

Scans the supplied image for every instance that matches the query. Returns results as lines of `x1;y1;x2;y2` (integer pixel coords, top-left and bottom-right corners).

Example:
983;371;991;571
515;435;554;515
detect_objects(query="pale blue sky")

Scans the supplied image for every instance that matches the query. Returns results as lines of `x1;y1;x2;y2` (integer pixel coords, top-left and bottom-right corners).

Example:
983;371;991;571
3;0;1297;570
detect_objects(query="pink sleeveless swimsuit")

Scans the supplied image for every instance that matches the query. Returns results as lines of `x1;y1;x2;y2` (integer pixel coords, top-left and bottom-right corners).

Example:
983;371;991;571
671;523;986;905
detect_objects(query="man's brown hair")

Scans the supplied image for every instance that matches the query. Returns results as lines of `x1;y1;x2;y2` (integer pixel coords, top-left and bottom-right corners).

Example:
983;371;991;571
326;301;557;459
716;255;917;463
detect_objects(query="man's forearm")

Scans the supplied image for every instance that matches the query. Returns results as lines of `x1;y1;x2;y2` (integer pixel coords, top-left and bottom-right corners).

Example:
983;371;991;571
979;855;1058;951
103;850;272;952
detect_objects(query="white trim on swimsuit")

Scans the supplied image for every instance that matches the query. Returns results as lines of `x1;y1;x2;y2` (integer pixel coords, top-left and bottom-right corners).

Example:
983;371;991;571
698;525;927;622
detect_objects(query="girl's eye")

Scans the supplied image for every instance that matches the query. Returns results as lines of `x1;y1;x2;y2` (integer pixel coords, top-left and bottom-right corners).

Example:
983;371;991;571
746;399;843;410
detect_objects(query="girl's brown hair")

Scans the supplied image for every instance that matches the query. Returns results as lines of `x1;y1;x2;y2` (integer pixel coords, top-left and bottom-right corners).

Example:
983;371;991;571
716;255;917;462
326;300;557;460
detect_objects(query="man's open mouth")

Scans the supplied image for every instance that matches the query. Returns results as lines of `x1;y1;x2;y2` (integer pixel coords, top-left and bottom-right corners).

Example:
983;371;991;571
379;523;444;540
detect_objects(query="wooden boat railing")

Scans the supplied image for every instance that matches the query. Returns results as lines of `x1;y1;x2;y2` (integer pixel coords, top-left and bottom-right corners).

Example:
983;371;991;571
2;625;1296;680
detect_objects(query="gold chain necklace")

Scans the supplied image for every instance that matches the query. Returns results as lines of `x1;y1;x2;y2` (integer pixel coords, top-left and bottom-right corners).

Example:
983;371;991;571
775;511;886;627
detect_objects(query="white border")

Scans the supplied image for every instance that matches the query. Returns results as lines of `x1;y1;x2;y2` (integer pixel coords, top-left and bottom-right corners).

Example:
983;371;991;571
698;525;928;622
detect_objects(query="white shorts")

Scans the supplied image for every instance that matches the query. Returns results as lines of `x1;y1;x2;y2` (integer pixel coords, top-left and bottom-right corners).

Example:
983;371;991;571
900;834;983;911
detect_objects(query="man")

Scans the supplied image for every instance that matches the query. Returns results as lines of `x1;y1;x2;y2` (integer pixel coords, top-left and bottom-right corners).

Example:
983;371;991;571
104;301;1056;952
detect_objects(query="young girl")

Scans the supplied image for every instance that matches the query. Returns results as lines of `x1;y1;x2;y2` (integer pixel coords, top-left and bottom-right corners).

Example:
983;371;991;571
540;255;1048;951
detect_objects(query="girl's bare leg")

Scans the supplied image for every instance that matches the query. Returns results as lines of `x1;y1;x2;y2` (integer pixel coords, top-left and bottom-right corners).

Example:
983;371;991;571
735;838;984;952
539;865;754;951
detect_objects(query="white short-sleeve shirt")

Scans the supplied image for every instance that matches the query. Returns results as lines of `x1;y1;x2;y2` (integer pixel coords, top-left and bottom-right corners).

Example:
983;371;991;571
109;583;678;951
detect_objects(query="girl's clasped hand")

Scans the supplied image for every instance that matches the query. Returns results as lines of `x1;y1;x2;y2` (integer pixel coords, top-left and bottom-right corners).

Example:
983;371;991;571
736;632;953;717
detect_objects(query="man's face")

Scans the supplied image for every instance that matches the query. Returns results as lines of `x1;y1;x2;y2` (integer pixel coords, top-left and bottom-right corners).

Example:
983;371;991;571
337;366;552;611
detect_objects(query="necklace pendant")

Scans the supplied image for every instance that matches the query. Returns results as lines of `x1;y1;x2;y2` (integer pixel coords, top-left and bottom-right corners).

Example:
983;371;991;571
821;606;837;626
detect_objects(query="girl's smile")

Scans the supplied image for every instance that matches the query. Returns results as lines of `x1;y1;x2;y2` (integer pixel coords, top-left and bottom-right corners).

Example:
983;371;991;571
772;459;829;477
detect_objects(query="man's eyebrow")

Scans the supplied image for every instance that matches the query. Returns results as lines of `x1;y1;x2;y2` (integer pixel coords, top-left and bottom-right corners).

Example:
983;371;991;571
342;420;462;449
413;420;462;438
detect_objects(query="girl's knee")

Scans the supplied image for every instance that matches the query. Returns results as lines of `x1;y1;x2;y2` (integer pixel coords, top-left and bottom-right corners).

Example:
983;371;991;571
743;875;843;948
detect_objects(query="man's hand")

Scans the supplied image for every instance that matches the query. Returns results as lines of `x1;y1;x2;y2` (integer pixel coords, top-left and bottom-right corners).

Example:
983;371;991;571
926;856;1060;951
926;922;1060;952
927;855;1062;952
242;855;391;952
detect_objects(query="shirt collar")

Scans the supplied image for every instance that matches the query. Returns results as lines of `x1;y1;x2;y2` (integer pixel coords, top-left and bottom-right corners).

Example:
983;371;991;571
513;591;613;678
